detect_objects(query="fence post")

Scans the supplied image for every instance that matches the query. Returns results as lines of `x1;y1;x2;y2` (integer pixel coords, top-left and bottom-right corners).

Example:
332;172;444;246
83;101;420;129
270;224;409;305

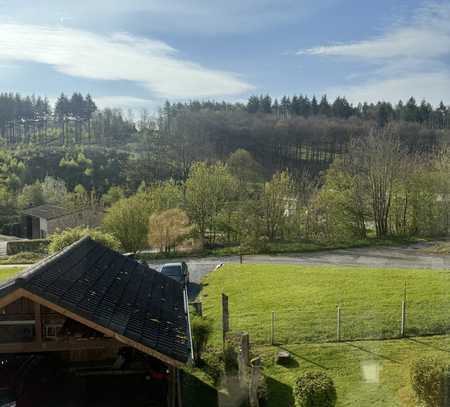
249;357;261;407
336;306;341;342
239;332;250;385
271;311;275;345
240;253;243;264
400;300;406;337
222;293;229;350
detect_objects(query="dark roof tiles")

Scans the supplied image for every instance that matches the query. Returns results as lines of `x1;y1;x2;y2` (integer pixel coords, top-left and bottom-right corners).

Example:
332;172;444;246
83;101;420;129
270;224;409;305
0;236;190;363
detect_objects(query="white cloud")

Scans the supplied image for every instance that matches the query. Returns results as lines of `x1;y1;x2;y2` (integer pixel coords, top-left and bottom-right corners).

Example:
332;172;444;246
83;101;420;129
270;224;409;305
298;3;450;60
327;72;450;106
298;2;450;104
94;96;157;110
0;23;253;98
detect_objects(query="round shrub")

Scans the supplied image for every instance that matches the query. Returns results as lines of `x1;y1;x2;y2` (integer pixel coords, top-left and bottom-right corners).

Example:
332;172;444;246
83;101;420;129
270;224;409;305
293;371;337;407
410;355;450;407
48;227;121;254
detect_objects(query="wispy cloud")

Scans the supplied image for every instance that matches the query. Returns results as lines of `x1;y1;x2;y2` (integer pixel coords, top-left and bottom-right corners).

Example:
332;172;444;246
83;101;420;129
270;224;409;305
298;2;450;104
0;23;253;98
2;0;337;35
299;2;450;60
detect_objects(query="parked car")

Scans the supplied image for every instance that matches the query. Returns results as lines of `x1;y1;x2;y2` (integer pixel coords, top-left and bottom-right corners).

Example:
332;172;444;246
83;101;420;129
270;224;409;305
159;262;189;286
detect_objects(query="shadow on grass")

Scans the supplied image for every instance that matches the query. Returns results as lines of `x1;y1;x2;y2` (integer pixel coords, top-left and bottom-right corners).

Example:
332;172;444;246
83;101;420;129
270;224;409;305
345;343;400;363
266;376;294;407
406;337;450;354
187;282;202;301
182;371;218;407
278;346;328;370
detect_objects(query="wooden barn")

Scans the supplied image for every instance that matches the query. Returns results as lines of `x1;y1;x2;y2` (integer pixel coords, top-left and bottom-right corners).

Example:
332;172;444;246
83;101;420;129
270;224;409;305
0;236;192;406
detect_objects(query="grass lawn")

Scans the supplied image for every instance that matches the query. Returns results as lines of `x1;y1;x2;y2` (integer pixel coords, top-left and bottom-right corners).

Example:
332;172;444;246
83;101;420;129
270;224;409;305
0;267;24;282
260;335;450;407
201;264;450;345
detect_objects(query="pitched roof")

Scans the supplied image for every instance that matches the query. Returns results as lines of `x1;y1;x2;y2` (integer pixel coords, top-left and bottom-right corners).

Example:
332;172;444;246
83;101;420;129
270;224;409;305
22;204;71;220
0;237;191;364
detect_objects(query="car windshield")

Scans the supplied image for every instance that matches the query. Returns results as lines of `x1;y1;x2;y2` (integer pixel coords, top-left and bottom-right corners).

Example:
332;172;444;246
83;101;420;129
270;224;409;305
161;266;182;276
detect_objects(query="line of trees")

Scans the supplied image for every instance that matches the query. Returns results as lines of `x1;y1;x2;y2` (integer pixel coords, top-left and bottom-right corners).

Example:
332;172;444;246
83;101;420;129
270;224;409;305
161;95;450;129
0;92;136;146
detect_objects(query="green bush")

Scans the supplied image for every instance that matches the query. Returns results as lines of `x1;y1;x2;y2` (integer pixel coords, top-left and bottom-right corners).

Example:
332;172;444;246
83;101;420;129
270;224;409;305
6;239;49;255
0;252;45;265
410;356;450;407
223;340;239;374
293;371;337;407
201;347;224;385
191;316;212;363
48;227;121;254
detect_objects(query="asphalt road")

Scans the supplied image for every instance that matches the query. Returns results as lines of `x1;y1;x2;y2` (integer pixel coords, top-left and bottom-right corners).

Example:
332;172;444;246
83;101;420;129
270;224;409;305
147;242;450;299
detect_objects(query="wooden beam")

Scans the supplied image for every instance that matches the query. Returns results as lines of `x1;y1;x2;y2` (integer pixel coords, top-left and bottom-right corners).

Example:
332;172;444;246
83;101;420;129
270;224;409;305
0;338;116;354
167;366;176;407
34;302;42;344
0;288;27;310
20;289;185;368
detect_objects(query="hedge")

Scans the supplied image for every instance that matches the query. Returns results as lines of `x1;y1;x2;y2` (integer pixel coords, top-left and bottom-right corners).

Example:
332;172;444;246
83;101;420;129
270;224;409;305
6;239;49;255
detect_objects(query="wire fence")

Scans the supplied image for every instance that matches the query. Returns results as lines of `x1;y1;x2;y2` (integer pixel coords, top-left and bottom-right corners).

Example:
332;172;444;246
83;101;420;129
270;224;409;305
219;295;450;346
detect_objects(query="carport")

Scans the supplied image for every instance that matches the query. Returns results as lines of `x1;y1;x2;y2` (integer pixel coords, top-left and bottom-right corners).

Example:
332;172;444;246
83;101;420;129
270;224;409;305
0;237;193;406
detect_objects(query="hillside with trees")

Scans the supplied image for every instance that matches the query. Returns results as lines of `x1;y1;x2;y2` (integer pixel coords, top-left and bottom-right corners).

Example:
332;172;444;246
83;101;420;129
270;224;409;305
0;92;449;252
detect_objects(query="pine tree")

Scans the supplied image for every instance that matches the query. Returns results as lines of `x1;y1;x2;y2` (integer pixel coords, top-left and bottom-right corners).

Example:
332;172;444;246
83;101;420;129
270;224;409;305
311;96;319;115
247;96;260;113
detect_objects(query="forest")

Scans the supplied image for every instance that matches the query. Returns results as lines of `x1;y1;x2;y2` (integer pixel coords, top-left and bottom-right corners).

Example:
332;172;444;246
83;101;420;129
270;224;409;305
0;92;449;253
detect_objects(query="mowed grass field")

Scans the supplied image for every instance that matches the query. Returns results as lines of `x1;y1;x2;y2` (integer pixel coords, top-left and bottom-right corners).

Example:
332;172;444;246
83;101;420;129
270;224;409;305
261;336;450;407
201;264;450;345
0;267;23;283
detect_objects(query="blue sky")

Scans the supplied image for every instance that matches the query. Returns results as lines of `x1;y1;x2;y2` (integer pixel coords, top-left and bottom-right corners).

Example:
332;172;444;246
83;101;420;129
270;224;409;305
0;0;449;112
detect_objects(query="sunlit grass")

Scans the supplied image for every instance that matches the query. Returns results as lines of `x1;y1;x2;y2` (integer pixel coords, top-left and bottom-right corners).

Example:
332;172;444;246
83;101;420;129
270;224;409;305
201;264;450;344
0;267;24;282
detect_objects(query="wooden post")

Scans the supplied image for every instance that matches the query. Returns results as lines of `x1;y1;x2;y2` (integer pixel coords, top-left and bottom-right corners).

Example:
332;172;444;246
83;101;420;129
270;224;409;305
401;281;407;338
240;253;243;264
239;333;250;385
240;333;250;367
271;311;275;345
167;366;176;407
222;293;229;349
249;357;261;407
400;301;406;337
176;369;183;407
34;302;42;344
336;306;341;343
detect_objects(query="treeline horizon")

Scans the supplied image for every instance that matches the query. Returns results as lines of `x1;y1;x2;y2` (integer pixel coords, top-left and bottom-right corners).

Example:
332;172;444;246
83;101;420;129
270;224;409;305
0;91;449;126
162;94;450;129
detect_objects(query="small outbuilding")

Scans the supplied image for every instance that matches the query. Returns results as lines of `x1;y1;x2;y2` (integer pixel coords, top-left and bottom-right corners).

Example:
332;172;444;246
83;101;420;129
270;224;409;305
0;236;192;406
21;204;103;239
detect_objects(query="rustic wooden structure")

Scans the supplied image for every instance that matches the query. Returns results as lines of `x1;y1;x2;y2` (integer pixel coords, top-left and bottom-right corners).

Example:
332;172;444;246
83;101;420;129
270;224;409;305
0;236;193;406
21;204;103;239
